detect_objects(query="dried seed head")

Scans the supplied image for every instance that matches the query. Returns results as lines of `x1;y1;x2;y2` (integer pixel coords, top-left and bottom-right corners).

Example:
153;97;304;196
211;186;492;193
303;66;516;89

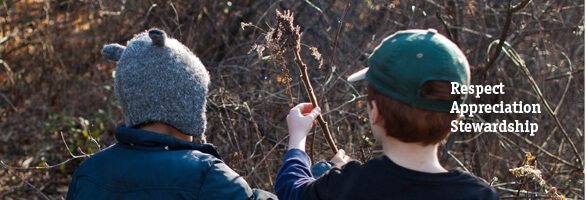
240;22;254;30
310;46;324;69
274;10;301;50
546;187;566;200
509;165;546;186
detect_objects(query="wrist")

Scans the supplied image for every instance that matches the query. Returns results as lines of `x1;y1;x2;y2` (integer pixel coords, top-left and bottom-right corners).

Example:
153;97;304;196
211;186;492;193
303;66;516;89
287;136;306;151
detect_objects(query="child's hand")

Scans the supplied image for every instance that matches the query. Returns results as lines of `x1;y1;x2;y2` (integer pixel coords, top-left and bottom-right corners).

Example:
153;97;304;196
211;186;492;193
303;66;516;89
286;103;321;151
330;149;351;167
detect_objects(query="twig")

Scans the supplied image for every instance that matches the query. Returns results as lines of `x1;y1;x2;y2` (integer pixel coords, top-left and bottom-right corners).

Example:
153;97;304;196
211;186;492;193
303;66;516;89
0;161;50;200
473;114;578;168
1;132;92;170
0;91;16;111
61;131;86;159
545;69;583;81
498;41;583;168
436;13;456;43
142;4;158;29
436;0;460;45
5;157;86;170
484;0;532;76
483;0;513;74
447;151;470;173
329;1;351;67
514;177;526;199
510;0;533;12
320;1;351;104
293;40;339;153
245;135;288;178
553;50;573;114
273;10;339;154
507;132;578;168
309;126;316;162
1;59;15;85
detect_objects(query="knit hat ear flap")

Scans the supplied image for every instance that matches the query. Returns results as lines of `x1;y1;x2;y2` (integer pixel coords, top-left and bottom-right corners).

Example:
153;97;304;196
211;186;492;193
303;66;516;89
148;28;166;47
101;43;126;61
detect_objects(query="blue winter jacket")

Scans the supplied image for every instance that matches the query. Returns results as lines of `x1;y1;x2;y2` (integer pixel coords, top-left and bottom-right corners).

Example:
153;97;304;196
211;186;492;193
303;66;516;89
67;125;273;199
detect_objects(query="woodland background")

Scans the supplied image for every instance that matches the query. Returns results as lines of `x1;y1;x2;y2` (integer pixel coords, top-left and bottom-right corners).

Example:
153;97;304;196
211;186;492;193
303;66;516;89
0;0;584;199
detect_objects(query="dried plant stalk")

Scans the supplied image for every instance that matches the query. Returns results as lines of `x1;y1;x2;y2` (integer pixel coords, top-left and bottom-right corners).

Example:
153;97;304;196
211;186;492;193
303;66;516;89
271;10;338;153
509;153;567;200
293;40;338;154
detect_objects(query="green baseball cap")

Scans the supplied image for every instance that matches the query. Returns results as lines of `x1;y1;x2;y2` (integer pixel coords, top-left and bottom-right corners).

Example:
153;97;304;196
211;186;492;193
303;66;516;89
348;29;470;112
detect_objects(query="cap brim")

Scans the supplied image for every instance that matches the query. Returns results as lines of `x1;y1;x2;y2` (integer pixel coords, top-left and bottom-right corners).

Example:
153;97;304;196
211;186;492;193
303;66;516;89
347;68;368;82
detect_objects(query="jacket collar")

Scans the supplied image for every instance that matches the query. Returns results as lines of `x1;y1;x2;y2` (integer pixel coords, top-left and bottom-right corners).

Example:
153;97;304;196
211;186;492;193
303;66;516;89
115;124;222;160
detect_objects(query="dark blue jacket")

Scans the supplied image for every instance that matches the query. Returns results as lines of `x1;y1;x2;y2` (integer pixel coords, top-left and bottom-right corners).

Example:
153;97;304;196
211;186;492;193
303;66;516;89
275;149;498;200
67;125;274;199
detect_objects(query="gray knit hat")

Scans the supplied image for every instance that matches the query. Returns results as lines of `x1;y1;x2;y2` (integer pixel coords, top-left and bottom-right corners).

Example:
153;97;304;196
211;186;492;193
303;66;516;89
101;28;210;136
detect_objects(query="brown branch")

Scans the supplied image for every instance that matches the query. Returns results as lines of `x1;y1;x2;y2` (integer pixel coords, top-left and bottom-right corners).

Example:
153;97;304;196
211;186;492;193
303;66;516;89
484;0;513;74
272;10;339;154
245;135;288;178
510;0;532;12
309;126;317;162
500;42;583;169
293;44;339;154
436;13;456;43
483;0;531;76
329;1;351;67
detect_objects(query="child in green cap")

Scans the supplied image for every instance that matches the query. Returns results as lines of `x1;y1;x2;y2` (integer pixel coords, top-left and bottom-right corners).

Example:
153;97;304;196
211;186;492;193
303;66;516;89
275;29;498;200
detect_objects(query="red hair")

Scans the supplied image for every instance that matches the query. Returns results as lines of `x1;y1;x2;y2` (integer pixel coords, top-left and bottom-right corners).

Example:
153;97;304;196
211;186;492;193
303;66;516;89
366;81;460;145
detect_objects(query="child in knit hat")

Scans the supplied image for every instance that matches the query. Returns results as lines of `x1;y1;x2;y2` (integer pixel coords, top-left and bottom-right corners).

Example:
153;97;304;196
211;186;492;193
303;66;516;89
275;29;499;200
67;28;275;200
